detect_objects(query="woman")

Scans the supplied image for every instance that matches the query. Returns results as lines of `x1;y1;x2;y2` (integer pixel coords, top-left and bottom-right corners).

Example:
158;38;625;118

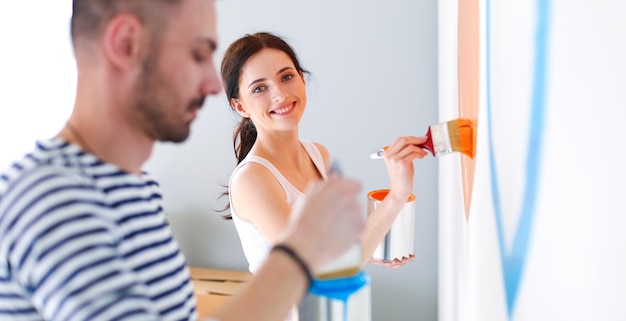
220;32;428;321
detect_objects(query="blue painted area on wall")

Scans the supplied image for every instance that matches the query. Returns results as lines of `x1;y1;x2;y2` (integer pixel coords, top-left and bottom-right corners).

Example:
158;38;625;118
486;0;550;317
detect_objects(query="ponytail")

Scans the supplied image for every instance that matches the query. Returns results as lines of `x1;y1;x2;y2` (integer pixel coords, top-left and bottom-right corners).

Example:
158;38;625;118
218;117;257;219
234;117;257;164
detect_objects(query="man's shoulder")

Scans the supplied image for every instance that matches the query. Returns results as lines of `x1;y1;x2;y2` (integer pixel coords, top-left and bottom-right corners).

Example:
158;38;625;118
1;149;94;199
0;143;103;225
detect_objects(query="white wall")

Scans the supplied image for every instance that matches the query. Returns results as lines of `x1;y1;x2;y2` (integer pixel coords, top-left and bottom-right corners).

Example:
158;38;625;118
0;2;75;170
439;1;626;320
0;1;439;320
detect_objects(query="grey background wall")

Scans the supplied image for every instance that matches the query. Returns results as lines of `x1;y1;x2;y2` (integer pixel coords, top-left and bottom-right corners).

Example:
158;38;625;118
143;1;439;320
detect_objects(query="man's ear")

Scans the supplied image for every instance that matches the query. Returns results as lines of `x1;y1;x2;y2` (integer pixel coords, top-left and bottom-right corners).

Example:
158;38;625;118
231;98;250;118
101;13;146;70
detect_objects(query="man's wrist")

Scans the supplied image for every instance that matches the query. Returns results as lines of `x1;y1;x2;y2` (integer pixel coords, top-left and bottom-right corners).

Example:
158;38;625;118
271;243;313;291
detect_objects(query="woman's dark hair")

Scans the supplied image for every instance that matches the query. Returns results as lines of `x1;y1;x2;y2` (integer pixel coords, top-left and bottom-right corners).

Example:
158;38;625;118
218;32;309;219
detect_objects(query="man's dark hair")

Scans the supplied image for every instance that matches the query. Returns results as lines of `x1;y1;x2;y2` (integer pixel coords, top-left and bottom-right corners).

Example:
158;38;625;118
71;0;181;46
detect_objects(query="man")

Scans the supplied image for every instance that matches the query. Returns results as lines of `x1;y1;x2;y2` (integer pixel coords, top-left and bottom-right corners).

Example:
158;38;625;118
0;1;364;320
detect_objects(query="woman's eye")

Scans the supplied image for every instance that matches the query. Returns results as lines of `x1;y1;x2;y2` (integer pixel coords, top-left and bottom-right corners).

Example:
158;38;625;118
193;51;205;63
282;74;294;82
253;85;266;93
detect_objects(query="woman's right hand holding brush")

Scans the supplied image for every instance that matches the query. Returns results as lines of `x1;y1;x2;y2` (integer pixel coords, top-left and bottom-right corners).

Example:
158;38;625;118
382;135;429;203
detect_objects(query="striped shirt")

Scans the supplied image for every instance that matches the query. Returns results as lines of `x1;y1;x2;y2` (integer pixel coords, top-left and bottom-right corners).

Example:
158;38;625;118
0;138;197;320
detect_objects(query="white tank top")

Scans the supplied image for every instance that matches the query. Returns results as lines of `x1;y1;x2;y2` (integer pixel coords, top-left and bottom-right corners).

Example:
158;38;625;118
229;140;327;273
229;141;327;321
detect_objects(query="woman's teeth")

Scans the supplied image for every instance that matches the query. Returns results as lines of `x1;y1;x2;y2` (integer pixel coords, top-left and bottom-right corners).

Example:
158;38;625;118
272;105;293;114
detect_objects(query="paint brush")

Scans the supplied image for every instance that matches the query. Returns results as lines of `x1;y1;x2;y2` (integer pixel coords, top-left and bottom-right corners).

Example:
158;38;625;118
370;118;474;159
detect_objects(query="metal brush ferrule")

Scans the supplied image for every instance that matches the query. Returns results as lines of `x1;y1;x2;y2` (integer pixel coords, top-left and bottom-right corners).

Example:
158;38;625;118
430;122;453;156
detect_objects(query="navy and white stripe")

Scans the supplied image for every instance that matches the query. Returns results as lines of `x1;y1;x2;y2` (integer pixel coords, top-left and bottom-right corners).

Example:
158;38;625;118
0;138;197;320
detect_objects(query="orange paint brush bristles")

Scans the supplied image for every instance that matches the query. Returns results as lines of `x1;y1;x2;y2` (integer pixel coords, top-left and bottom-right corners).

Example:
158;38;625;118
446;118;474;158
370;118;475;159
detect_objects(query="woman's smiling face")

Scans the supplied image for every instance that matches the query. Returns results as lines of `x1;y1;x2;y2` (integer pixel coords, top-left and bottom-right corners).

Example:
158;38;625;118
233;48;307;133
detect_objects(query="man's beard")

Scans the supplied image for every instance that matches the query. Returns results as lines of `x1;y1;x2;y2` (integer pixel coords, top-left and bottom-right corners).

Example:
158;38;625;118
133;52;204;143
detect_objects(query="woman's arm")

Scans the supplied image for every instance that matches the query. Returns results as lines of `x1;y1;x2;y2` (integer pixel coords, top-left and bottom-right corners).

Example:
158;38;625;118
230;162;293;244
359;136;429;267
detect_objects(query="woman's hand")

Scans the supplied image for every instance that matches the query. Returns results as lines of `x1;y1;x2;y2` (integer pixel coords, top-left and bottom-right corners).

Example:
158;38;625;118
367;254;416;269
383;136;429;201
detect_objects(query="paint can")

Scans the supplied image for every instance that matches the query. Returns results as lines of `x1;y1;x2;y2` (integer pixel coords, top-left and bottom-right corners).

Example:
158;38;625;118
304;274;371;321
305;229;370;321
367;189;416;262
311;283;371;321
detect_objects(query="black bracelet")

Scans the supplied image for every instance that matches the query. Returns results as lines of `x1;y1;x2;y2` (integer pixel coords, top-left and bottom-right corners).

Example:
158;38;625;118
272;244;313;291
